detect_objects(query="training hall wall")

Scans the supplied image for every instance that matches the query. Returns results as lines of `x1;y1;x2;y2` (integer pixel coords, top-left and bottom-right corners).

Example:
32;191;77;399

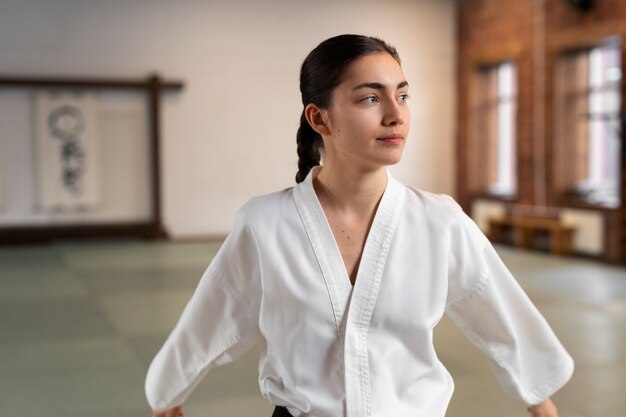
0;0;457;238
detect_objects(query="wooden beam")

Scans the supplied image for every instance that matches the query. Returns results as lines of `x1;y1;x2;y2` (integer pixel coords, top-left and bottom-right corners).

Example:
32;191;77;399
0;75;183;90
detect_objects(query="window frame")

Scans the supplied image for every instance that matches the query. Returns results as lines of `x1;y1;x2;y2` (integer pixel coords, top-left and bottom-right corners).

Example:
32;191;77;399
469;59;519;201
553;38;622;209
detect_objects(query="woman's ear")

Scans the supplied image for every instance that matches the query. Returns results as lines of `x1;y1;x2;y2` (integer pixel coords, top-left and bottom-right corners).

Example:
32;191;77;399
304;103;331;136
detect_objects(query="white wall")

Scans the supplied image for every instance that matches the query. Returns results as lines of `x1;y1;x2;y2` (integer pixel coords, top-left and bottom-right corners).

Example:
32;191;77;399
0;0;457;238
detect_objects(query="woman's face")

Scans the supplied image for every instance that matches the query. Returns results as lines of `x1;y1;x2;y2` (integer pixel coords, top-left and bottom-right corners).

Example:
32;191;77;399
318;52;410;171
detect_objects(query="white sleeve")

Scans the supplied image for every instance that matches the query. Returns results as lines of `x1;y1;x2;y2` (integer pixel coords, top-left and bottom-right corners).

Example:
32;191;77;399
145;207;263;412
444;198;574;406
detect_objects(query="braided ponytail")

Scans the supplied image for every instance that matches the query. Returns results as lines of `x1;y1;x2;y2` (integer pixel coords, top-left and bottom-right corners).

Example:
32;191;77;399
295;112;323;183
295;34;400;183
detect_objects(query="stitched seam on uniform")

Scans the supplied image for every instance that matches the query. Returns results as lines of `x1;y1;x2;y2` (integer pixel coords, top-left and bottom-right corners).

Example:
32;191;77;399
526;360;573;404
300;182;351;400
445;271;490;308
371;188;401;415
358;181;404;417
211;267;256;318
445;312;510;368
159;326;252;410
292;177;346;394
356;213;382;415
292;184;346;360
359;330;370;417
358;182;401;326
482;347;572;405
447;306;529;401
153;265;256;410
246;222;263;312
446;288;513;369
362;197;392;416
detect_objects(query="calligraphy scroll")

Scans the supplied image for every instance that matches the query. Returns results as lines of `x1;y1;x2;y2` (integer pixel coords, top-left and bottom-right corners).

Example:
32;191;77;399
35;93;101;211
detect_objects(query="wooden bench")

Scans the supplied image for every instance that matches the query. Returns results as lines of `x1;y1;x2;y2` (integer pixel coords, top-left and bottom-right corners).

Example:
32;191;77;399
488;215;576;255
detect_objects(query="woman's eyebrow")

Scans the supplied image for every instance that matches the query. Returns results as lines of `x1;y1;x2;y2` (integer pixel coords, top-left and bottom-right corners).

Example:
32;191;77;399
353;81;409;91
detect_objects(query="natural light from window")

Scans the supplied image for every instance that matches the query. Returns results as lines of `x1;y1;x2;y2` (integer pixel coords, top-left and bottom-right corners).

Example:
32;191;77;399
585;42;621;206
486;61;517;196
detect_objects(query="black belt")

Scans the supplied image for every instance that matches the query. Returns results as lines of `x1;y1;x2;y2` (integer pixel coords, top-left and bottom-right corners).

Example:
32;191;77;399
272;406;293;417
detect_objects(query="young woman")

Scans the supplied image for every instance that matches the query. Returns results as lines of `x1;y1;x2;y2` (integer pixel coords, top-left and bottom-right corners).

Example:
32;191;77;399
146;34;573;417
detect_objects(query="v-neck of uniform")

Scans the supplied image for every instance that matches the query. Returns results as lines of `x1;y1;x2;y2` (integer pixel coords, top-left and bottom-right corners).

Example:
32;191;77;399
292;165;406;346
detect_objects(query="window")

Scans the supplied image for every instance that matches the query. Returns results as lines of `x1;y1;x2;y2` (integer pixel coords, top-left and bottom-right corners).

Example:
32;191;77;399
471;61;518;197
555;39;622;206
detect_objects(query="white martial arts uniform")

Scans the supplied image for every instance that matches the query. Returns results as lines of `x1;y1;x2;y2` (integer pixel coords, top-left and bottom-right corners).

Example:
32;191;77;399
145;166;574;417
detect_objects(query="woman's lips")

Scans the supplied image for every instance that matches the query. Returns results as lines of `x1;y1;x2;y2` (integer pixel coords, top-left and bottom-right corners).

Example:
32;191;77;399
376;134;404;145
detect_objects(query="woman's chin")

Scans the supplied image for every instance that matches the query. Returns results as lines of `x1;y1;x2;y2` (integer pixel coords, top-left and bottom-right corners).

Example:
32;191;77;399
379;152;405;166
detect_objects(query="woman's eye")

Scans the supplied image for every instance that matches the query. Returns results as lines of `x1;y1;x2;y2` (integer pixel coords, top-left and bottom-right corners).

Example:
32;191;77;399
398;94;410;103
361;96;379;104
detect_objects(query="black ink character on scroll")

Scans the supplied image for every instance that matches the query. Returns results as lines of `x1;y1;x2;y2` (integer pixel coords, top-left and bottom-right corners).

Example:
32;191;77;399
48;104;87;195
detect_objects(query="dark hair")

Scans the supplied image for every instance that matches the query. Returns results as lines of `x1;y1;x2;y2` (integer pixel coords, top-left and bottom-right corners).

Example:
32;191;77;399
295;34;401;183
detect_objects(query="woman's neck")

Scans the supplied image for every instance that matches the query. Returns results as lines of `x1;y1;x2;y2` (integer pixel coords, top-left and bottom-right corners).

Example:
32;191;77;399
313;164;388;216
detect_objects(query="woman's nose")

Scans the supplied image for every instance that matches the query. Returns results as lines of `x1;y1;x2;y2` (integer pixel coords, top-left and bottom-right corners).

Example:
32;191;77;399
382;100;405;126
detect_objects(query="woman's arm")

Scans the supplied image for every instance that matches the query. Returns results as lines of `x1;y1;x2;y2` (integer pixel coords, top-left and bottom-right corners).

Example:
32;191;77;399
527;398;559;417
444;197;574;405
152;405;184;417
145;206;263;411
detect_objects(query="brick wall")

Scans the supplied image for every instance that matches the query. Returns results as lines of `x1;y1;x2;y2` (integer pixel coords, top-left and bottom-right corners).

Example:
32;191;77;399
457;0;626;262
457;0;535;209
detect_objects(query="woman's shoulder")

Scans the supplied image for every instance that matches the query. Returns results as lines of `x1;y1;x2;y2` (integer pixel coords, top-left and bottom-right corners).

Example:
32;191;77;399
402;184;463;217
398;184;479;235
235;185;297;225
403;184;489;241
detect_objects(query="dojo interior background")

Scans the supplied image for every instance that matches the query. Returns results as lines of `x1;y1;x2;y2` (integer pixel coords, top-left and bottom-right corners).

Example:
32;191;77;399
0;1;624;417
0;0;456;237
